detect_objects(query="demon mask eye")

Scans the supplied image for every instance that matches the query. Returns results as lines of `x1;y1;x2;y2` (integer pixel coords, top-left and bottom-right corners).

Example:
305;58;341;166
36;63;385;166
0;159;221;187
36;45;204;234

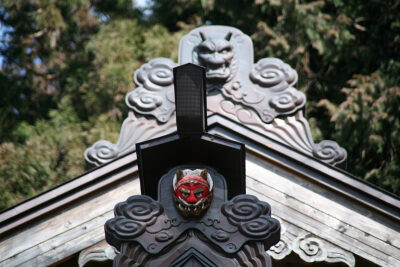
179;188;190;198
194;188;204;198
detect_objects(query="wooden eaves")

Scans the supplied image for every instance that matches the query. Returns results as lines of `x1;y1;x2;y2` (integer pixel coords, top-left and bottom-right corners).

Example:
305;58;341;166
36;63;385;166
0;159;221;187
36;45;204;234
1;113;399;237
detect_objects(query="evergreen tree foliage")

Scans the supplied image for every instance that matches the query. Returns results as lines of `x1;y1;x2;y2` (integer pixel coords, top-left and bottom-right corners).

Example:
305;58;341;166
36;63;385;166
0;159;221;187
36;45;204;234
0;0;182;209
0;0;399;209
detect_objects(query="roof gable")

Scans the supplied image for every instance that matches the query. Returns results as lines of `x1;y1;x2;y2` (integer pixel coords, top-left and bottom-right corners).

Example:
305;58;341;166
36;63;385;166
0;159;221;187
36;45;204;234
1;25;400;267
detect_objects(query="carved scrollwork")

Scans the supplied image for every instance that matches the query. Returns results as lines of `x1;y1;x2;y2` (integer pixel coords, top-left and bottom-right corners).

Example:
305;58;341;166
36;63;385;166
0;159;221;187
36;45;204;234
268;237;292;260
103;167;280;261
293;234;327;262
222;56;305;123
106;217;146;240
269;88;305;113
114;195;163;225
84;111;177;167
105;195;164;245
136;62;174;89
210;94;347;166
266;225;355;267
126;58;177;123
222;195;271;225
250;58;297;91
130;93;163;111
84;140;119;166
221;195;279;242
313;140;347;166
292;233;355;266
239;215;277;238
264;218;358;267
85;25;347;168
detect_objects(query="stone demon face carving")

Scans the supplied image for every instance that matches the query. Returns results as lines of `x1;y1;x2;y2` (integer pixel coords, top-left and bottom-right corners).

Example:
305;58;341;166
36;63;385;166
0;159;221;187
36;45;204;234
172;169;213;217
194;31;236;83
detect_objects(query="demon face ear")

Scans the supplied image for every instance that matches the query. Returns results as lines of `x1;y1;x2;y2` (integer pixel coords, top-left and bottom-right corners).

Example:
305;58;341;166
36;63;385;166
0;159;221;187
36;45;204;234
225;32;232;41
176;169;183;181
200;169;208;180
199;31;207;41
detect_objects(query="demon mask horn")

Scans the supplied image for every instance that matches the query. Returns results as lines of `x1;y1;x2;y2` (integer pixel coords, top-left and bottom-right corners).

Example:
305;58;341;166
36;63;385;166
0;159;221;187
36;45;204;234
176;169;184;181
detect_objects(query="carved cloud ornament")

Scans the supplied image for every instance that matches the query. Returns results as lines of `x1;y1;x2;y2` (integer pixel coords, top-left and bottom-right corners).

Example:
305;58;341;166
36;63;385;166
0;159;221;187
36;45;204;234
126;58;177;123
104;167;280;266
268;218;355;267
80;217;356;267
85;25;347;167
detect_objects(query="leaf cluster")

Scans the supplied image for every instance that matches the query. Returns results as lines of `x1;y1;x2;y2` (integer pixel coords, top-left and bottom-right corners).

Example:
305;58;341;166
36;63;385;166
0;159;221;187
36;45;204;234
0;0;181;209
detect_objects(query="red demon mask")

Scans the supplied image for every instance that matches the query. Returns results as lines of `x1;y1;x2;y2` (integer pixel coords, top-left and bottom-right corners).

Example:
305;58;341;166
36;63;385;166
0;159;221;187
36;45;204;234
172;169;213;217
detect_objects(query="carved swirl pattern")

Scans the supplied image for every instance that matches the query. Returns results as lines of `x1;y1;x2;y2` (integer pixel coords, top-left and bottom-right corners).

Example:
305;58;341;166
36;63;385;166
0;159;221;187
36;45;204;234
84;140;119;166
221;195;279;241
126;58;177;123
135;58;175;91
105;217;146;240
86;26;347;168
221;56;305;124
115;195;163;225
250;58;297;92
222;195;270;225
105;195;165;245
268;239;291;260
313;140;347;166
132;94;163;111
239;215;276;238
293;234;327;262
269;88;305;113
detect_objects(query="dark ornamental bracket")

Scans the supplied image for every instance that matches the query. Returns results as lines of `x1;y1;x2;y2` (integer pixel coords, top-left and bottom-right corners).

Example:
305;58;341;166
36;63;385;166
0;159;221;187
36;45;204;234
104;63;280;266
105;167;280;258
85;25;347;168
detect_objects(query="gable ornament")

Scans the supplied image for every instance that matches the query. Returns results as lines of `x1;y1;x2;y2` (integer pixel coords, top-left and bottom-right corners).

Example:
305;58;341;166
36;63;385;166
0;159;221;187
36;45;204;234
85;26;346;168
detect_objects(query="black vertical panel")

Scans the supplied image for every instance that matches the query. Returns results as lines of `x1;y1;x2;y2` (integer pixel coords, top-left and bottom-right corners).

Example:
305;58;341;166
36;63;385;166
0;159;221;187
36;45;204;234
173;63;207;135
136;63;246;200
136;133;245;200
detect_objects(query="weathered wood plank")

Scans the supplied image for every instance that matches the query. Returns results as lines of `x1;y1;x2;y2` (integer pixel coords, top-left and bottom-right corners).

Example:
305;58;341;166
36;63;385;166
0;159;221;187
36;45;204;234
247;187;399;267
246;175;400;259
0;175;140;266
2;211;111;267
0;153;138;235
246;154;400;250
1;154;399;267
